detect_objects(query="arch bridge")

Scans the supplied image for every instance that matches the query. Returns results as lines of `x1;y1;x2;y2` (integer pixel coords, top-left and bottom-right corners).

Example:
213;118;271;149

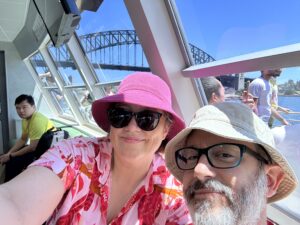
41;30;215;71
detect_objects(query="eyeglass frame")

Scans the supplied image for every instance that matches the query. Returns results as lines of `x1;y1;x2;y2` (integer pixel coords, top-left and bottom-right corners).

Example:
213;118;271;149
175;143;270;170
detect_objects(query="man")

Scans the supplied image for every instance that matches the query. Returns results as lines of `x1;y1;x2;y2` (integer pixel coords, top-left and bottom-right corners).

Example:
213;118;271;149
268;74;291;127
201;77;225;104
0;94;53;181
248;69;289;125
165;102;297;225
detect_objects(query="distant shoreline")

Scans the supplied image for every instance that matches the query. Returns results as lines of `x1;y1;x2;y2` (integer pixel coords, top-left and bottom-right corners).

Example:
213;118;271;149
278;94;300;97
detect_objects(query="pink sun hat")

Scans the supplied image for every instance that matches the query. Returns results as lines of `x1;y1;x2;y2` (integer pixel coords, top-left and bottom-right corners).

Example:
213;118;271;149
92;72;185;140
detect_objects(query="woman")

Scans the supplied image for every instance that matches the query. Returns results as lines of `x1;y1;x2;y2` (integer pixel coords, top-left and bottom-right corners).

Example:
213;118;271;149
0;72;192;225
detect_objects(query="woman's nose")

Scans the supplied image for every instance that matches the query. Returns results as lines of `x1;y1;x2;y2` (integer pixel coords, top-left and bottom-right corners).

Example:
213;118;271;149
124;116;141;131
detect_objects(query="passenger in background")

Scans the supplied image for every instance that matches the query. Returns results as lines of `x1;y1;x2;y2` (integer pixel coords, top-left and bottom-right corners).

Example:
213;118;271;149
0;94;53;181
0;72;192;225
200;76;225;104
165;102;298;225
39;71;56;87
268;75;291;127
241;90;257;113
79;90;93;121
248;69;289;126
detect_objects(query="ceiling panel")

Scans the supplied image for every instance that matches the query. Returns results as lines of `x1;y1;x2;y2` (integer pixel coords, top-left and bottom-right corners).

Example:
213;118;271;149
0;29;8;41
0;0;30;42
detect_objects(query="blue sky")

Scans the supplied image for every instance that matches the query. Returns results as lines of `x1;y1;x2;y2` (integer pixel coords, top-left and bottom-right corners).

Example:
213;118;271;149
176;0;300;58
77;0;300;84
77;2;133;35
175;0;300;84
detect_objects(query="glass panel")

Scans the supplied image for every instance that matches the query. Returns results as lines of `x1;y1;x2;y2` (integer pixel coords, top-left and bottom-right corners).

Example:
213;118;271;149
76;1;149;84
175;0;300;61
30;53;58;88
211;68;300;126
269;87;300;218
101;83;119;96
213;67;300;219
29;52;73;117
49;88;73;116
48;43;85;86
275;149;300;219
244;67;300;127
70;87;94;122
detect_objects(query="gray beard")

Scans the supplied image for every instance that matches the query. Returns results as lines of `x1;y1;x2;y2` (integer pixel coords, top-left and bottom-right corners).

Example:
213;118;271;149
185;167;267;225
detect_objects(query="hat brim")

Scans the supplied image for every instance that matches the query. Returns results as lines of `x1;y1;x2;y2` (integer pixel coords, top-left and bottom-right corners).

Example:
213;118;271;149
92;92;185;140
165;119;298;203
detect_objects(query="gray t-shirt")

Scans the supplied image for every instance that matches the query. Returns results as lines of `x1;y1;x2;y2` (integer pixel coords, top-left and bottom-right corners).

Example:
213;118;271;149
248;77;272;122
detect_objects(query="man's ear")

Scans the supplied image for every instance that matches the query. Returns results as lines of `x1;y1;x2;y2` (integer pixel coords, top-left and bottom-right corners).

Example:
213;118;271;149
211;92;217;103
265;165;285;198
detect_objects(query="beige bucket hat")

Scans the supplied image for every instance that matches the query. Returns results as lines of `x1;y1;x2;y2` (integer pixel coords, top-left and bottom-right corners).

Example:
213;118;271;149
165;102;298;203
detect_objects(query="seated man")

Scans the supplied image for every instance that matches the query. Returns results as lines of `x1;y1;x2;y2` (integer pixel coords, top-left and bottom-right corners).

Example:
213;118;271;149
0;94;53;181
165;102;298;225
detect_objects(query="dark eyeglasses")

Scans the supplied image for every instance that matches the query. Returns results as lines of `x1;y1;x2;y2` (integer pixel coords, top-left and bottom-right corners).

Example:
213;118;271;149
107;107;162;131
175;143;269;170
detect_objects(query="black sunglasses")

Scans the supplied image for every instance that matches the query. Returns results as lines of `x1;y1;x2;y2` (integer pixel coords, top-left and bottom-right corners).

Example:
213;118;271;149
175;143;270;170
107;107;162;131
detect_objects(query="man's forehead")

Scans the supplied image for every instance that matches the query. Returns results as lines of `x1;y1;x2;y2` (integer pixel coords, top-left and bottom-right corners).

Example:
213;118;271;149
185;129;227;145
263;69;282;75
16;100;32;107
187;129;221;138
185;129;260;150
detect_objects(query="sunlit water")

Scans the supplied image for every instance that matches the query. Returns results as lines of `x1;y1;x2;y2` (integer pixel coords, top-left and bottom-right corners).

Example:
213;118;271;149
278;96;300;125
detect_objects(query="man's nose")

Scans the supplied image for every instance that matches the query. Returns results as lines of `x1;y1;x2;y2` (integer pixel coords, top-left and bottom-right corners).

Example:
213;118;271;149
193;154;216;181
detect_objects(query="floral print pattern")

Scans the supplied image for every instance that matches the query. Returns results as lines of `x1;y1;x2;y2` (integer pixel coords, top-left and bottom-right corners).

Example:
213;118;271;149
30;137;192;225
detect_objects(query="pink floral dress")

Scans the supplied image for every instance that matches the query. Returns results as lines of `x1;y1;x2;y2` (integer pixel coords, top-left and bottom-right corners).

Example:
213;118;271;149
30;137;193;225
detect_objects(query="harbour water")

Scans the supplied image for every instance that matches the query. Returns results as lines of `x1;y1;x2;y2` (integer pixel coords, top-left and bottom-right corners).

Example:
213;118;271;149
277;96;300;125
225;94;300;125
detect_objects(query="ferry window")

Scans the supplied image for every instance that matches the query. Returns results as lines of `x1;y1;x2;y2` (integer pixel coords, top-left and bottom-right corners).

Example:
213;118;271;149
30;53;58;88
76;1;149;94
175;0;300;60
46;42;97;121
29;52;73;116
48;44;85;86
101;83;119;96
197;64;300;221
244;67;300;127
246;68;300;221
48;88;73;116
70;87;94;123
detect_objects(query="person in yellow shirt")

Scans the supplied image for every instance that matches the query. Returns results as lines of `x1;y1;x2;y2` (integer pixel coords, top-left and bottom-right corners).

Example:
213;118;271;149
0;94;53;181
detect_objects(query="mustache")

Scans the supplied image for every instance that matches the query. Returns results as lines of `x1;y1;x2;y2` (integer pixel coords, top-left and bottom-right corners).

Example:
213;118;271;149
184;179;234;203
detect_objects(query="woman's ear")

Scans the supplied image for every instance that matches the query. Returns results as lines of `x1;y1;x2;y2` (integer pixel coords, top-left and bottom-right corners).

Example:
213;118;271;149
265;165;285;199
162;122;171;140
